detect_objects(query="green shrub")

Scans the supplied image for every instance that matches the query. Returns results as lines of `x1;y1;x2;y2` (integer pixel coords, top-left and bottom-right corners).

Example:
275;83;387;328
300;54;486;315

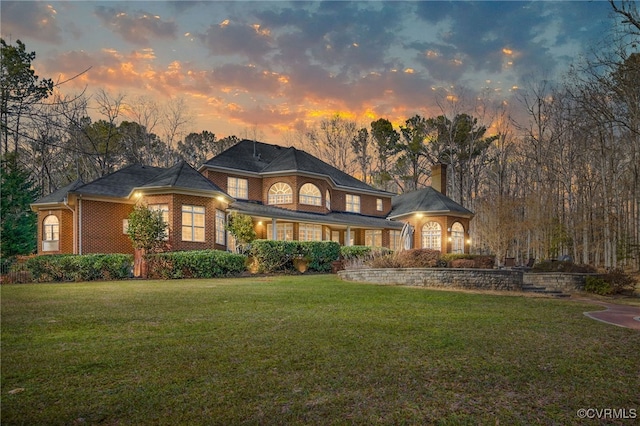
600;269;637;295
585;276;612;295
300;241;341;272
146;250;246;279
26;254;132;282
249;240;340;273
532;261;596;273
249;240;300;273
340;245;371;260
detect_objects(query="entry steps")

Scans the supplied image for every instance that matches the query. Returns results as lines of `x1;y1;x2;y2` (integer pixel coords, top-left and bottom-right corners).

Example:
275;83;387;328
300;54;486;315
522;285;571;298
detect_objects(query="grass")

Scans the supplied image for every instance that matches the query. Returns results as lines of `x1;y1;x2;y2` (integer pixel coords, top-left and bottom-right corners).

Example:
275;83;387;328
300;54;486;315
2;275;639;425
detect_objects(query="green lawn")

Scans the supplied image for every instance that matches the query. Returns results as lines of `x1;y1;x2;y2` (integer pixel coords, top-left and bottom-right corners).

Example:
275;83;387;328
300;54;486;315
2;275;639;425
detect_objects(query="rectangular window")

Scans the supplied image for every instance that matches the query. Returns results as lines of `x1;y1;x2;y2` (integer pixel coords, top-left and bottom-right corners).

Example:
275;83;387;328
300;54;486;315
365;230;382;247
149;204;169;240
331;230;340;243
215;209;226;245
182;205;206;242
376;198;383;211
346;194;360;213
298;223;322;241
227;177;248;199
389;230;402;251
266;223;293;241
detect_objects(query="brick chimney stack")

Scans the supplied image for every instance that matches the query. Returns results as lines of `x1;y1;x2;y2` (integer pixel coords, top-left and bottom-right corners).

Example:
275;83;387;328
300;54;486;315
431;163;447;196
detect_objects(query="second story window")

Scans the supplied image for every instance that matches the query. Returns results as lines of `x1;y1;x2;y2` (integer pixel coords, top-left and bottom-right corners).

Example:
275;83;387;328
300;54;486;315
299;183;321;206
268;182;293;205
376;198;383;211
346;194;360;213
228;177;248;199
325;190;331;210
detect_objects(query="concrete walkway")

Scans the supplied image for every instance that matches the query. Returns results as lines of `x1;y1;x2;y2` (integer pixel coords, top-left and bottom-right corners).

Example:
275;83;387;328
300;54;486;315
575;298;640;330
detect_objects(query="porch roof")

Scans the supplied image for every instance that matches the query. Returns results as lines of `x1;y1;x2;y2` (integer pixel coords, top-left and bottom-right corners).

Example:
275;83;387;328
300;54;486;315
229;201;404;230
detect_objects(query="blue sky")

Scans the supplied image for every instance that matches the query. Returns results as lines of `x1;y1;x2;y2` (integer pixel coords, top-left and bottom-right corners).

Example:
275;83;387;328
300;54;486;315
1;1;616;142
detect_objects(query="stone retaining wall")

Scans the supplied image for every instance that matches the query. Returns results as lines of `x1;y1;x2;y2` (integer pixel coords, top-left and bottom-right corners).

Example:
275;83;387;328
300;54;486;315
338;268;523;291
522;273;598;292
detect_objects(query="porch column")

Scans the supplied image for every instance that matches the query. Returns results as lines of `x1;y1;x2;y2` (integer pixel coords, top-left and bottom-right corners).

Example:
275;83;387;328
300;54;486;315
346;226;351;246
272;218;277;240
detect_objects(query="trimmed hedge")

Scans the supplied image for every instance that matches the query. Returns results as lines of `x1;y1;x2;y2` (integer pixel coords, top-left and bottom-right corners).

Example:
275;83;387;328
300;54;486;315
145;250;246;279
249;240;340;273
26;254;133;282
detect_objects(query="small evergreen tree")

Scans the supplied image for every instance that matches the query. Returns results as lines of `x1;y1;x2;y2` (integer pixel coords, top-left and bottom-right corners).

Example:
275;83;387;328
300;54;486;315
127;204;168;253
225;212;256;246
0;153;39;257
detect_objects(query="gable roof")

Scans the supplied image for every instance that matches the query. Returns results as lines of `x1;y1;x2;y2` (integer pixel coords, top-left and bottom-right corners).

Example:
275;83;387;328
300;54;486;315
201;139;387;194
389;187;474;219
134;161;225;196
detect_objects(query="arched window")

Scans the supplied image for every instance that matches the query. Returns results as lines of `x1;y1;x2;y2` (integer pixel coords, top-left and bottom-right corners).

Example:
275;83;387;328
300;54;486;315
452;222;465;253
421;221;441;250
268;182;293;204
299;183;321;206
43;215;59;252
325;190;331;210
43;215;59;241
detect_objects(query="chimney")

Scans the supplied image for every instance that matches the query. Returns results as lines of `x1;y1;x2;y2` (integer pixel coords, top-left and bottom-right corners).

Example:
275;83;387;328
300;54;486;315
431;163;447;196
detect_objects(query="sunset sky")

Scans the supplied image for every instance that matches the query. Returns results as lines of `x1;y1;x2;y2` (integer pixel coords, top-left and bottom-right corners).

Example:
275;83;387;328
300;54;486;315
2;1;616;143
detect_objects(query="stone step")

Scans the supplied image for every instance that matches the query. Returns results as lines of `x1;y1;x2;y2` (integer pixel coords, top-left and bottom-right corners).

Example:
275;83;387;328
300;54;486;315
522;285;570;298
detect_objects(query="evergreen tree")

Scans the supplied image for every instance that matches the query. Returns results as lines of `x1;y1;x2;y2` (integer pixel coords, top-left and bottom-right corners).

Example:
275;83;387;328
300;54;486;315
1;153;39;257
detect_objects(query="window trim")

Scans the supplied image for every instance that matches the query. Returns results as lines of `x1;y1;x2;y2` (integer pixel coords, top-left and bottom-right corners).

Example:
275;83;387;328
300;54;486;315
227;177;248;199
299;183;322;206
298;223;322;241
346;194;361;213
421;221;442;250
268;182;293;205
215;209;226;245
43;215;60;252
451;222;465;253
182;205;206;242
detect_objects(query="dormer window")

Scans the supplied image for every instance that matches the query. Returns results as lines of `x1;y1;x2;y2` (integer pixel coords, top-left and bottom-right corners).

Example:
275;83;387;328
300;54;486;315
268;182;293;204
299;183;321;206
376;198;383;211
325;190;331;210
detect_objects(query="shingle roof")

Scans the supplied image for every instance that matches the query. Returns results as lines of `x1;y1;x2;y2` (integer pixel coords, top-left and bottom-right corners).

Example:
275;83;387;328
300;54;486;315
135;161;225;194
230;201;404;230
202;140;384;193
389;187;474;219
34;162;227;204
69;164;166;198
32;179;84;205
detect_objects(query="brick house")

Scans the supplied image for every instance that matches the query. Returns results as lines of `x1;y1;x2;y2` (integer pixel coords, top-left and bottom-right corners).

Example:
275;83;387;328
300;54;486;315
31;140;473;255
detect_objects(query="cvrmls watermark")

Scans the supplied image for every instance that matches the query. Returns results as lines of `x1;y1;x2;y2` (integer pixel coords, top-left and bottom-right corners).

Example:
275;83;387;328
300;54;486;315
577;408;637;420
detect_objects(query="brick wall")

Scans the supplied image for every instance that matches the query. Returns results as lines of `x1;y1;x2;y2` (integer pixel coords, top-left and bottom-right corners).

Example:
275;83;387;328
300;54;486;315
141;193;228;252
80;200;134;254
